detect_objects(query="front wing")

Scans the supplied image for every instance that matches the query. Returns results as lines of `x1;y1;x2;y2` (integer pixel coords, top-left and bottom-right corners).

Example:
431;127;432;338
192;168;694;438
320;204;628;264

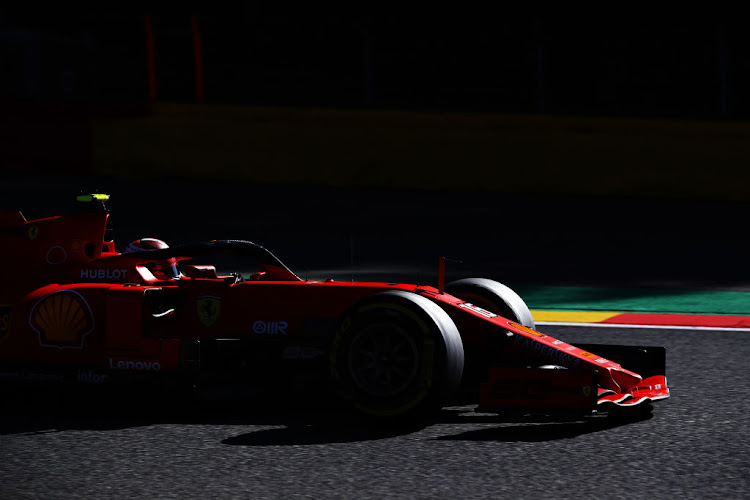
438;296;670;414
477;343;669;414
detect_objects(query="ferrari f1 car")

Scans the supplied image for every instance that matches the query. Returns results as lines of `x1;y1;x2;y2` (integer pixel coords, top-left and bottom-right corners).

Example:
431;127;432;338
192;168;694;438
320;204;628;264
0;194;669;419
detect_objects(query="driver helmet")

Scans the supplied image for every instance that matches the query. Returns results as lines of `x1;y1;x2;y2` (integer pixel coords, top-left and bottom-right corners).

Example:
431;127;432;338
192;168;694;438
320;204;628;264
122;238;179;279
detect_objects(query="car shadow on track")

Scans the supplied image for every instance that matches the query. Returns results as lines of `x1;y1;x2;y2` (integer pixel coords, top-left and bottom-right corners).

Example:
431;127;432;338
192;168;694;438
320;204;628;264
218;408;654;446
0;389;654;444
0;407;426;445
0;387;426;443
220;420;426;446
432;406;655;442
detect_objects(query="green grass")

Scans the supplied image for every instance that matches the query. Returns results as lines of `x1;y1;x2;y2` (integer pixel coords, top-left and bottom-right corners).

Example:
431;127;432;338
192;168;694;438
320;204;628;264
512;285;750;316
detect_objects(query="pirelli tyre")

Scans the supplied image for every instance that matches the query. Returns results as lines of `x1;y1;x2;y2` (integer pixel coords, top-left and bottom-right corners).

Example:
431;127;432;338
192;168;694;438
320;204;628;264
446;278;535;329
330;290;464;420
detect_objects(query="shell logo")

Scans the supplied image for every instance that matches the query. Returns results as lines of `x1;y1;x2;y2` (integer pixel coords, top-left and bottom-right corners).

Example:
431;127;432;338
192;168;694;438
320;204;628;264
30;291;95;349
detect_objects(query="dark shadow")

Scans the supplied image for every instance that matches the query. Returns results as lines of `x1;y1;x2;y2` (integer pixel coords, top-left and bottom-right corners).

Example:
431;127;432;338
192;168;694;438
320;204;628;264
0;385;654;445
218;405;654;446
434;406;654;442
0;386;425;444
221;420;425;446
3;175;750;289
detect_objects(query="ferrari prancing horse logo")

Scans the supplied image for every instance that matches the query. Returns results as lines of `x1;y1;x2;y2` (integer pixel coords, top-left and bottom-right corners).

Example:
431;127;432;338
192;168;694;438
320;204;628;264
197;296;221;327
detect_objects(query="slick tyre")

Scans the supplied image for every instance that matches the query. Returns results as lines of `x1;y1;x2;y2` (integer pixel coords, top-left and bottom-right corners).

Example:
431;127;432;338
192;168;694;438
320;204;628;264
330;291;464;420
446;278;535;329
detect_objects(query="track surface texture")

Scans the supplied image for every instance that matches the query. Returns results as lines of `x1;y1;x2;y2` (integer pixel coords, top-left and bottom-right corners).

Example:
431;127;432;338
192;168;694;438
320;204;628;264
1;175;749;498
1;326;746;499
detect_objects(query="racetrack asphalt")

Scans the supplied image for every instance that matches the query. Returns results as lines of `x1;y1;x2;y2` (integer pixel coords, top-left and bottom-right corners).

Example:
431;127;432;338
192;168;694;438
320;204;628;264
1;174;749;498
1;325;747;499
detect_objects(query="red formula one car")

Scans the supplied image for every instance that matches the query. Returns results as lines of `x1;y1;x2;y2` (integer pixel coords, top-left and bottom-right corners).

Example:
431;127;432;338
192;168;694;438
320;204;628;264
0;195;669;419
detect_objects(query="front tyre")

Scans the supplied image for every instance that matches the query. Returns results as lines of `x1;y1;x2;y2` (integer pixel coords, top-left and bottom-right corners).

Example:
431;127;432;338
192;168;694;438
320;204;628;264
330;291;464;420
446;278;535;329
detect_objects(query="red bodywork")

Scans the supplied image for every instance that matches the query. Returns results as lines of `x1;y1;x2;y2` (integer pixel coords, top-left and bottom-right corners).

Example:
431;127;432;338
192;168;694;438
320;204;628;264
0;201;669;414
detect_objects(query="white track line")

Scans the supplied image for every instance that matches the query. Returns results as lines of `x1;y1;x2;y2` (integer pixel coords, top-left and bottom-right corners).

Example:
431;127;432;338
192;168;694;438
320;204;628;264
535;321;750;332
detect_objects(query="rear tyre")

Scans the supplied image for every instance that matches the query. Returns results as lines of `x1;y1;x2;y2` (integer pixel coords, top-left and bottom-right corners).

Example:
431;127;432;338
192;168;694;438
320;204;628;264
446;278;535;329
330;291;464;420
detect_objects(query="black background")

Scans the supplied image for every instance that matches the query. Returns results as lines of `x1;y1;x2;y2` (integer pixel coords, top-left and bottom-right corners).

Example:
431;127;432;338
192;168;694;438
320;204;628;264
2;11;749;120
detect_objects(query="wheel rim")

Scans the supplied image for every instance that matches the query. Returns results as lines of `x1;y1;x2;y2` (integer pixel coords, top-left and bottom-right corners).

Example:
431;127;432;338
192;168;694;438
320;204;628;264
347;322;420;397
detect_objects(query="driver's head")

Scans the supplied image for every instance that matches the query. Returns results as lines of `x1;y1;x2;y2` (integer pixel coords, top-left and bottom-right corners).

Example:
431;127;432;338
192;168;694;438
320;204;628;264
122;238;179;279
